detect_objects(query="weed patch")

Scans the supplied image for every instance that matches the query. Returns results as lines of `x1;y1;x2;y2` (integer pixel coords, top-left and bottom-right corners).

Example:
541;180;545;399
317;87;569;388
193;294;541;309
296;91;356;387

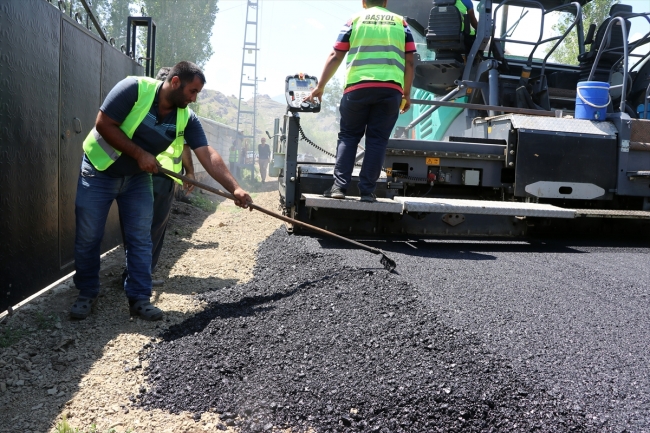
0;326;29;348
188;195;218;213
54;415;132;433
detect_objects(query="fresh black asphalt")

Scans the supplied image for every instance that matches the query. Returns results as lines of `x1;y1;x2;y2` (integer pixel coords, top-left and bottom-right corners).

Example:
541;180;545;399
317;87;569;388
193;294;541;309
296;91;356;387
138;230;650;432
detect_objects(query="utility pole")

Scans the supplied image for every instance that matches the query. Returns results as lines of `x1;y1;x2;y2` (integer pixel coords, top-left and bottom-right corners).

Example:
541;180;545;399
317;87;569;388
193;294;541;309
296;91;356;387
236;0;260;165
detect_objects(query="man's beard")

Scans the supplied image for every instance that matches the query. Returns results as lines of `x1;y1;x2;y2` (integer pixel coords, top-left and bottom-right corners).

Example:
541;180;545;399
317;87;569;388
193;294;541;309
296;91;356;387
171;85;188;108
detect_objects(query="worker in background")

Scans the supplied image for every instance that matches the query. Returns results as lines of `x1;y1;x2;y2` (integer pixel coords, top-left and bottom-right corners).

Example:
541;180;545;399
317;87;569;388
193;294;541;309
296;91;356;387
457;0;478;55
71;61;251;321
120;67;196;289
258;137;271;182
307;0;415;203
229;141;238;173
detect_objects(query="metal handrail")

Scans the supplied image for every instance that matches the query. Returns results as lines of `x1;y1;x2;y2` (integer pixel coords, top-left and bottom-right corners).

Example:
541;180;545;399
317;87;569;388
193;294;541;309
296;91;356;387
491;0;582;75
587;17;629;113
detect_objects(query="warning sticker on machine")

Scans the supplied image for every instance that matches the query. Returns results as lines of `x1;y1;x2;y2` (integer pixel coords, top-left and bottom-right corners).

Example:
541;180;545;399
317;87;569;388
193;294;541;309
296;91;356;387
426;157;440;165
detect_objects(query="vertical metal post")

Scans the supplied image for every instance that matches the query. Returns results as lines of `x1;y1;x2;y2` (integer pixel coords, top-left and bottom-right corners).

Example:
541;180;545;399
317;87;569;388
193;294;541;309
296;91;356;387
488;68;499;117
236;0;260;173
284;114;300;209
126;16;156;78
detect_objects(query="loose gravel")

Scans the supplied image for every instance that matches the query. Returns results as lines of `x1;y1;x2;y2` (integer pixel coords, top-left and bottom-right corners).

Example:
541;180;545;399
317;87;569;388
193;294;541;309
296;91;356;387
0;185;282;433
138;231;590;433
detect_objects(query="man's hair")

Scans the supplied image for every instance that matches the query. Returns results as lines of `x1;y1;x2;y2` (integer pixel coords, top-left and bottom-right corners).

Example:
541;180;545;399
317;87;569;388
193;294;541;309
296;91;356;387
155;66;171;81
365;0;385;6
167;61;206;86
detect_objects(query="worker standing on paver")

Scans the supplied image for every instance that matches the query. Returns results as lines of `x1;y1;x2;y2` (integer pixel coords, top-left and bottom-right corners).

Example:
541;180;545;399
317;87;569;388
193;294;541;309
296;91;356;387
455;0;478;55
308;0;415;203
71;61;251;321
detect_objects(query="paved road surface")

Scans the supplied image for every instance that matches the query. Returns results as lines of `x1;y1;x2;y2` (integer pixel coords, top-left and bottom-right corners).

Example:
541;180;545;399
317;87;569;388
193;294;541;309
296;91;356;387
323;236;650;432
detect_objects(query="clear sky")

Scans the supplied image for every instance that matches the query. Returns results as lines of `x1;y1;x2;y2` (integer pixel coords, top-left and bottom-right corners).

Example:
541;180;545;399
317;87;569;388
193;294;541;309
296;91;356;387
202;0;650;98
203;0;360;99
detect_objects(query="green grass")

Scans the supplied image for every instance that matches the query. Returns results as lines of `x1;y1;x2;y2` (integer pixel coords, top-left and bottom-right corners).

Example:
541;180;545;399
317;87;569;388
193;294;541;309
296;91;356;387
189;195;218;213
0;312;60;348
0;326;29;348
54;416;132;433
35;312;56;330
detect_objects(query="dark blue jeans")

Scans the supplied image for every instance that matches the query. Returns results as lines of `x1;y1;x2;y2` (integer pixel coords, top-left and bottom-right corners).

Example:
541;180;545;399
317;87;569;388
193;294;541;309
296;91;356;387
334;87;402;195
121;174;175;283
73;157;153;301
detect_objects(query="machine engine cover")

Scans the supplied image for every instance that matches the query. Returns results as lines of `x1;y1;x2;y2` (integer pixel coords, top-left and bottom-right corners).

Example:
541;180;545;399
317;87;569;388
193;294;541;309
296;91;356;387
514;130;617;199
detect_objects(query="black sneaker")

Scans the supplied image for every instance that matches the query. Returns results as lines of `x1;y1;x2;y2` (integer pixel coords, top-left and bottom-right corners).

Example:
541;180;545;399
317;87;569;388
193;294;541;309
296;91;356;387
323;185;345;199
360;193;377;203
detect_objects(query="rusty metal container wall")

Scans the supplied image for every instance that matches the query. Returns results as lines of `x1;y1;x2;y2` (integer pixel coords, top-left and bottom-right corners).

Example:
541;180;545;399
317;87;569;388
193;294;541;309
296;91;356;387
0;1;144;311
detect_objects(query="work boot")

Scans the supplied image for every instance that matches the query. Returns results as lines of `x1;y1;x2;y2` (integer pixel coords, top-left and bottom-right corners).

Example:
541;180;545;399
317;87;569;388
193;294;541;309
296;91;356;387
360;193;377;203
70;296;98;320
323;184;345;199
129;299;163;321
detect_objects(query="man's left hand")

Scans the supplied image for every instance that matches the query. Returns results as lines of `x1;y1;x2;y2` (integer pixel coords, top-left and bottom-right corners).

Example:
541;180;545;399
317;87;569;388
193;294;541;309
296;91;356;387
183;173;196;195
233;187;253;211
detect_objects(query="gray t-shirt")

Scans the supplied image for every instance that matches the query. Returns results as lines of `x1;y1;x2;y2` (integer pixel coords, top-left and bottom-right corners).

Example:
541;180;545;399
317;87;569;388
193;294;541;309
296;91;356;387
89;77;207;176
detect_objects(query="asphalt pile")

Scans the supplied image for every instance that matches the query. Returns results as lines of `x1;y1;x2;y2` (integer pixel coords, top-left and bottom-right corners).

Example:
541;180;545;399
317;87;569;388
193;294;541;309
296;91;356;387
138;230;587;432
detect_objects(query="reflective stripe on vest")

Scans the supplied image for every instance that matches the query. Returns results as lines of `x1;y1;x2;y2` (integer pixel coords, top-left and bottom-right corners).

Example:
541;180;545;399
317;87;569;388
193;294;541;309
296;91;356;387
455;0;476;36
82;76;189;180
345;7;406;89
156;109;188;185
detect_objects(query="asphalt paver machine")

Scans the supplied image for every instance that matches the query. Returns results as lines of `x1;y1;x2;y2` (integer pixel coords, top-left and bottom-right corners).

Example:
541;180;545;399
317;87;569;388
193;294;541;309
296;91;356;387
276;0;650;237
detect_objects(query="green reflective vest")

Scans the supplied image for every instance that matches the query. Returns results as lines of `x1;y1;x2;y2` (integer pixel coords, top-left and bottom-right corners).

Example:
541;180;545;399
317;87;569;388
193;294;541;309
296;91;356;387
82;76;189;184
229;148;238;163
455;0;476;36
345;7;407;89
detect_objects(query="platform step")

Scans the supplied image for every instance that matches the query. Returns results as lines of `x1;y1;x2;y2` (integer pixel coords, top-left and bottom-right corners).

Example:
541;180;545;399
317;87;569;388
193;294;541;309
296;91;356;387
302;194;403;214
574;209;650;219
394;197;576;218
302;194;577;218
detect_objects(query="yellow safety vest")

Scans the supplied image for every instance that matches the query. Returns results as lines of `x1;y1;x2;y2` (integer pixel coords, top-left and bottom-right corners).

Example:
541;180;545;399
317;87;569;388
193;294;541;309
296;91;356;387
345;7;407;89
82;76;189;184
455;0;476;36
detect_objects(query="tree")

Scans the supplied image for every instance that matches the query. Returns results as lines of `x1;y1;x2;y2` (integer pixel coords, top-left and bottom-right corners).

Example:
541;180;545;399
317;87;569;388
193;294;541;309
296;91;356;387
90;0;219;71
91;0;134;49
321;76;344;114
141;0;219;71
549;0;619;65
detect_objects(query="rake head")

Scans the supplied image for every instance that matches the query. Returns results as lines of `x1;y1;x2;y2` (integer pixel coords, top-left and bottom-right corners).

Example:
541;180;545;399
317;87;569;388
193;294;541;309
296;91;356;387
380;253;397;272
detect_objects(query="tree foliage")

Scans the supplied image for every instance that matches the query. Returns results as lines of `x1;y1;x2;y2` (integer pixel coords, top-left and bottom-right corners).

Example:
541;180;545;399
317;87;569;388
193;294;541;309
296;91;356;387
321;76;344;114
89;0;219;71
550;0;619;65
141;0;219;71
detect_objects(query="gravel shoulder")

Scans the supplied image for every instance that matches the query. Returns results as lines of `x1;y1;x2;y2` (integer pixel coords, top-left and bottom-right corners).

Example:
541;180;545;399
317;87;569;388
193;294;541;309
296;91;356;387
0;184;282;433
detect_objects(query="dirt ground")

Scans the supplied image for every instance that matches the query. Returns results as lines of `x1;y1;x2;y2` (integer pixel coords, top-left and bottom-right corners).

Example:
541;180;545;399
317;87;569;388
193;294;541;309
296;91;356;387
0;180;283;433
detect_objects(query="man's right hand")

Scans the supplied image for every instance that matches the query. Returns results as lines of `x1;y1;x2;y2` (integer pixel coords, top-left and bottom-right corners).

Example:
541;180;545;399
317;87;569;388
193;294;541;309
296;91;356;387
306;86;324;104
137;151;159;173
400;96;411;114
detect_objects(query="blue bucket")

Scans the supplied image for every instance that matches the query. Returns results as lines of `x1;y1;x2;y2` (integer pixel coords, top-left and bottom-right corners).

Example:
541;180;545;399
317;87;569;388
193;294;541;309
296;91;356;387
575;81;610;121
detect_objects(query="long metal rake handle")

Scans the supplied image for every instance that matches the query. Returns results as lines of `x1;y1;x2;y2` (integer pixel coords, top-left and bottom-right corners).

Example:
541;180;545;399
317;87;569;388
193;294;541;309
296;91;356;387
157;167;397;271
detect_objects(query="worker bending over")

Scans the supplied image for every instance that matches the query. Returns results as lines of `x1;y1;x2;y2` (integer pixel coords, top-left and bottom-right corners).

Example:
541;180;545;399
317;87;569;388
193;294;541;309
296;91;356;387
72;61;251;321
308;0;415;203
120;66;196;289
